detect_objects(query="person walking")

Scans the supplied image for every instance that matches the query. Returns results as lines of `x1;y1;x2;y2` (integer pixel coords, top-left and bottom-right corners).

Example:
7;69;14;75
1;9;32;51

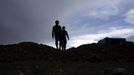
60;26;69;50
52;20;62;49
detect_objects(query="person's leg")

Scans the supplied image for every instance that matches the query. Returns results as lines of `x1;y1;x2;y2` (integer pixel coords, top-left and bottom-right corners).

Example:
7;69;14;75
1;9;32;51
62;39;67;50
55;38;58;49
62;44;66;50
59;40;62;50
61;41;64;50
59;37;64;50
62;42;64;50
58;37;62;50
64;39;67;50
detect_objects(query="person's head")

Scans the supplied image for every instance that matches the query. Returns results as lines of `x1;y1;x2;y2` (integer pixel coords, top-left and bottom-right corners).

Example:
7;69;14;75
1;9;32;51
62;26;65;30
55;20;59;25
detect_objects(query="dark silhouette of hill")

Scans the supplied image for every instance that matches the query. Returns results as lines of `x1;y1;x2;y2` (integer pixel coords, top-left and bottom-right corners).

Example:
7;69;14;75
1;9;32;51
0;39;134;63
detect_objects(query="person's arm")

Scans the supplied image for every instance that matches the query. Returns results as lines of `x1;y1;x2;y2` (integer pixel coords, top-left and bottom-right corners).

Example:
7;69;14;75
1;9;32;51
52;27;54;39
66;31;69;40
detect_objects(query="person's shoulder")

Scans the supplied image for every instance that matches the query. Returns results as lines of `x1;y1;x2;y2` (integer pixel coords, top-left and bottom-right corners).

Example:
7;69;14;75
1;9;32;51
53;25;57;28
57;25;61;29
53;25;55;27
58;25;61;27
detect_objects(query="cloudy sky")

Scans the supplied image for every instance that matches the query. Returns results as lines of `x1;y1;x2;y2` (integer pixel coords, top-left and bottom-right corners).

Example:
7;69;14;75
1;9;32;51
0;0;134;48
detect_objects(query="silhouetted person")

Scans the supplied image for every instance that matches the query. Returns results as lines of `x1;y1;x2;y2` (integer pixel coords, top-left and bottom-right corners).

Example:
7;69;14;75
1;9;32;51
52;20;62;49
60;26;69;50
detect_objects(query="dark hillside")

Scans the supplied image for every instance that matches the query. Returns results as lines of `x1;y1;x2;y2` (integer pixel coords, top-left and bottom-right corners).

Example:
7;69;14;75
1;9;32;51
0;40;134;63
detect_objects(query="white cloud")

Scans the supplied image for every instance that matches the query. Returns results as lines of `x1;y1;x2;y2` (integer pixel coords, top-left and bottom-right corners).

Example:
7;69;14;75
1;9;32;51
65;0;122;21
127;35;134;42
69;37;97;47
50;0;134;48
83;1;120;20
68;28;134;47
63;0;123;19
125;9;134;24
63;0;134;48
86;7;119;20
